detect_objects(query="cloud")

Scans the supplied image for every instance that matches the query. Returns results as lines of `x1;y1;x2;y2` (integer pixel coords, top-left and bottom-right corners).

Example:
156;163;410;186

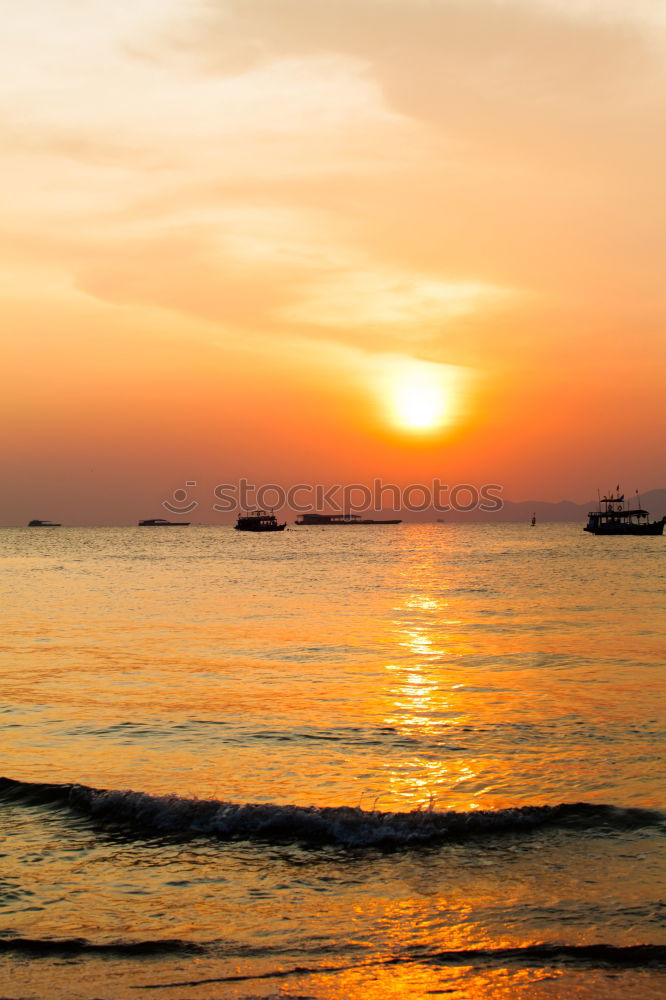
181;0;665;147
169;0;665;240
280;267;512;333
3;0;664;377
144;0;665;320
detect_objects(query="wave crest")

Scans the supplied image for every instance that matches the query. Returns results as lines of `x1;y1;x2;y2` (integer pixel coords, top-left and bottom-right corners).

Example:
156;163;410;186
1;777;663;848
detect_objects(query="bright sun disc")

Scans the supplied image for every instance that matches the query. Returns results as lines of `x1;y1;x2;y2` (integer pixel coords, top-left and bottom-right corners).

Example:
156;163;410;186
384;361;457;432
394;377;445;429
371;357;466;434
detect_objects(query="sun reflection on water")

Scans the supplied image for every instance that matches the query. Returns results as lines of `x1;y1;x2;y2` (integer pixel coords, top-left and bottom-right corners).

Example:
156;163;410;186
382;587;492;811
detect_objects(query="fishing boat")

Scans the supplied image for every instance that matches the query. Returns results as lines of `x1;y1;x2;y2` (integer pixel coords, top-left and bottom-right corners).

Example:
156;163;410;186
28;519;61;527
295;513;402;525
584;490;664;536
138;518;190;526
235;510;286;532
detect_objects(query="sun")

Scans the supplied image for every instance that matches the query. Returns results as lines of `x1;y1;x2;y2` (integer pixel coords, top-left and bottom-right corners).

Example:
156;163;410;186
369;357;467;435
394;375;446;430
382;361;457;433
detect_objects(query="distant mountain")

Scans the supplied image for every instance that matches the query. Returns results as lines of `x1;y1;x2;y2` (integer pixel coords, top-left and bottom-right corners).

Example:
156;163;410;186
413;488;666;523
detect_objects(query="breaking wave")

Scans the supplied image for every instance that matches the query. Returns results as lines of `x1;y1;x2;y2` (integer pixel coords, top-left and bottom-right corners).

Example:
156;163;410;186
2;935;664;976
0;936;204;956
1;777;663;849
111;944;666;988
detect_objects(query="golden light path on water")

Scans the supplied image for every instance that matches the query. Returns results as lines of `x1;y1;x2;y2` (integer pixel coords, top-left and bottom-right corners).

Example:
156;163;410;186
382;575;495;812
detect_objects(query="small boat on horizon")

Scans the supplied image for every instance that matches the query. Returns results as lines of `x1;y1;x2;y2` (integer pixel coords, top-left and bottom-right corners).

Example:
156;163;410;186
235;510;286;532
584;490;664;536
138;518;190;526
28;519;61;527
294;513;402;526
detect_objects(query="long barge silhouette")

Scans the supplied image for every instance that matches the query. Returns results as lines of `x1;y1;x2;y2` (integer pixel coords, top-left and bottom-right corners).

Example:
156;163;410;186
295;513;401;525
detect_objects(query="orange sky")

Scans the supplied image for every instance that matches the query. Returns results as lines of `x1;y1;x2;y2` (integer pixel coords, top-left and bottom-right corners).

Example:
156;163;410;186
2;0;665;523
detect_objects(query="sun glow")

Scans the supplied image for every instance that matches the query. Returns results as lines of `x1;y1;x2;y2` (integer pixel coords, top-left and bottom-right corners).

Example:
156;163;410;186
382;360;462;433
395;377;446;430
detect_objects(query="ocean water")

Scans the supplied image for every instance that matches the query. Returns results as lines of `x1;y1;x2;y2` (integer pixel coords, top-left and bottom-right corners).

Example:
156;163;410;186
0;523;664;999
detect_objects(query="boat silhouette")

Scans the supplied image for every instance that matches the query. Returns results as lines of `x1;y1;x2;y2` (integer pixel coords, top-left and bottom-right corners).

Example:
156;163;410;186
235;510;286;532
295;513;401;525
584;490;664;536
138;518;190;526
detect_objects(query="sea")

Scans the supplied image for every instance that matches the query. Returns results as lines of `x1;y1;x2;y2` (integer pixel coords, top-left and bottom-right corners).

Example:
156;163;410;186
1;523;664;999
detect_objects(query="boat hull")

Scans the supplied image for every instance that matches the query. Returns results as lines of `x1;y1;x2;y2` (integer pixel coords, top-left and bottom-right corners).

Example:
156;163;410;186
138;521;190;526
356;519;402;525
295;518;402;525
235;524;286;532
585;520;664;536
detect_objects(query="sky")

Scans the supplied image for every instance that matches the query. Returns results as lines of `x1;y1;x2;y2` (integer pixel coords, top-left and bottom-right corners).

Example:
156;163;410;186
2;0;665;523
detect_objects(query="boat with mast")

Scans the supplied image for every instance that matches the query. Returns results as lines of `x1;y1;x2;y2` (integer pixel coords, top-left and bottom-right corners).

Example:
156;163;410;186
235;510;286;532
584;488;664;536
